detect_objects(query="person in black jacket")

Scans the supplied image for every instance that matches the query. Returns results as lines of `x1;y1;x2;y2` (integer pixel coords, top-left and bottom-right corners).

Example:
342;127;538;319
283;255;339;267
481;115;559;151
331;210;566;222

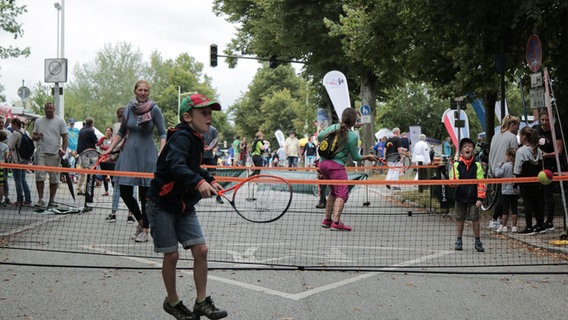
76;117;98;195
146;93;227;320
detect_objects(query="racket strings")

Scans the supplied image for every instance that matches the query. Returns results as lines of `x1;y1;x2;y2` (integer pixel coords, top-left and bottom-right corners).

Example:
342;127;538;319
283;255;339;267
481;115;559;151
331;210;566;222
232;177;291;222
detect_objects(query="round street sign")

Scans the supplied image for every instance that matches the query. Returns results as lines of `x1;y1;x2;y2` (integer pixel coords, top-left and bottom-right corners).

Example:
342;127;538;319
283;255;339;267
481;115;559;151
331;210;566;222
526;34;542;72
18;86;31;99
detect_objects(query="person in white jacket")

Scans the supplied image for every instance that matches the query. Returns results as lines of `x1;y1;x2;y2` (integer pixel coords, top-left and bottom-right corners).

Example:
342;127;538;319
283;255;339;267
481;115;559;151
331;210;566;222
412;134;431;180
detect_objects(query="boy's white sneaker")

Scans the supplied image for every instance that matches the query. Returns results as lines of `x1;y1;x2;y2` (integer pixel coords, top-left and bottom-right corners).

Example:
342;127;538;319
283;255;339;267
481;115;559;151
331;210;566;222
496;225;508;233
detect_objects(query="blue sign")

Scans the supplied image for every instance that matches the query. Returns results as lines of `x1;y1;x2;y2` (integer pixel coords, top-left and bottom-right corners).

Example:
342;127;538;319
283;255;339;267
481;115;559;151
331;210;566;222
360;105;371;115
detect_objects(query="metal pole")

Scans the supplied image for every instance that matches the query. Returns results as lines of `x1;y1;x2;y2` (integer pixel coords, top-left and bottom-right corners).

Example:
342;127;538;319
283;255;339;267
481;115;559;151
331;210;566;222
60;0;65;118
500;71;505;121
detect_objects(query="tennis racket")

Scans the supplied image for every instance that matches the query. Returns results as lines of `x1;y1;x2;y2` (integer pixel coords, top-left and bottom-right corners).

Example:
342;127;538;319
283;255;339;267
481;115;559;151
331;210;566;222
205;137;218;151
78;148;119;170
78;149;100;169
379;153;411;172
217;174;292;223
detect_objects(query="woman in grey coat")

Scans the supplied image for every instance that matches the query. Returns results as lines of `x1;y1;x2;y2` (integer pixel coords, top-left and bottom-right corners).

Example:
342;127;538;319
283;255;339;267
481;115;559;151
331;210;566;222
106;80;166;242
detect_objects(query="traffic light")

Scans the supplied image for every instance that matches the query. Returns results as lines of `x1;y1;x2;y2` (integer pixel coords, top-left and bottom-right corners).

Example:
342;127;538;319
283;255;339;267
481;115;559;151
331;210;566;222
210;44;218;67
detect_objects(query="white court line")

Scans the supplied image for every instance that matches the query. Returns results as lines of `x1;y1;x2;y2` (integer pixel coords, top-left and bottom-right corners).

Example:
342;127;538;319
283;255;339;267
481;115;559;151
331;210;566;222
82;246;454;301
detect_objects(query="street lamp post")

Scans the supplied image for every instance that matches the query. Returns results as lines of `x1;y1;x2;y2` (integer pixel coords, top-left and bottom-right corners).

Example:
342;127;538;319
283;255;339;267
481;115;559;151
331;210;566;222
54;1;65;118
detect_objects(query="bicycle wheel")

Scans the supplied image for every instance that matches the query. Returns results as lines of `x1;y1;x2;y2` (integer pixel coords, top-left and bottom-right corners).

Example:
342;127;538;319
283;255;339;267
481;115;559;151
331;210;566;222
481;183;498;211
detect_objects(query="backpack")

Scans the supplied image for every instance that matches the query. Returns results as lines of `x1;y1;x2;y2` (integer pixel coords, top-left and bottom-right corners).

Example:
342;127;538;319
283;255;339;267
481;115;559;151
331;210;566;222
16;131;35;161
318;129;344;159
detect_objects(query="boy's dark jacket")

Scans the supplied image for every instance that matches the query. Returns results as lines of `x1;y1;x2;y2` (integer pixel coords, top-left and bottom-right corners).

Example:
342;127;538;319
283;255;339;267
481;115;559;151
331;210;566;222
147;123;216;214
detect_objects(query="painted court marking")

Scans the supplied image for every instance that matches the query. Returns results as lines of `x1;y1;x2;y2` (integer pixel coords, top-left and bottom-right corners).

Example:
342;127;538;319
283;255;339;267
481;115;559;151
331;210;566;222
83;245;453;301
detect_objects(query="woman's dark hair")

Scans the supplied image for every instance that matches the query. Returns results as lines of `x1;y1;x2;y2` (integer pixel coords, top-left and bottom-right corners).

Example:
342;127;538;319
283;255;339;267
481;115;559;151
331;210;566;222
520;126;540;157
338;108;357;142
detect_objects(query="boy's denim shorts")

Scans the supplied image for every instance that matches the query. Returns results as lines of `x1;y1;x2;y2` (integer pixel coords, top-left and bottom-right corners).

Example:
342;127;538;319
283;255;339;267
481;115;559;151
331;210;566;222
147;200;206;253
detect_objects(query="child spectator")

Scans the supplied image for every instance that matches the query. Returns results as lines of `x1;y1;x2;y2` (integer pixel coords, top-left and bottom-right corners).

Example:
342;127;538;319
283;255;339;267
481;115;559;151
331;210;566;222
493;148;519;233
514;126;545;235
450;137;486;252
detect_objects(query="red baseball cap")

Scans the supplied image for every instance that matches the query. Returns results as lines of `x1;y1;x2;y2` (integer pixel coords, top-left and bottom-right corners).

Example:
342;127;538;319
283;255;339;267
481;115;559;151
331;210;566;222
180;93;221;116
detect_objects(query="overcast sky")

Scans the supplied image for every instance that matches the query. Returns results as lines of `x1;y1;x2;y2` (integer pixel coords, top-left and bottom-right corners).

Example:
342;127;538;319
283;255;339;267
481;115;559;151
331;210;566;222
0;0;261;109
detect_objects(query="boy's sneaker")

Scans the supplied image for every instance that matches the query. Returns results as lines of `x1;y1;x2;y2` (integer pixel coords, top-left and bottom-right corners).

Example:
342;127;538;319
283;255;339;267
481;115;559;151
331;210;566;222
475;241;485;252
454;239;463;251
330;221;352;231
135;232;148;242
127;216;136;224
163;298;198;320
496;225;508;233
193;296;227;319
518;227;535;235
315;203;326;209
321;218;332;228
511;226;519;233
544;222;555;232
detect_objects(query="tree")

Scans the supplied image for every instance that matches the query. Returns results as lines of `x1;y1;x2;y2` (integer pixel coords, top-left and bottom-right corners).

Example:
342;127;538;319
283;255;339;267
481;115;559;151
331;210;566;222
64;42;147;127
230;64;314;147
62;43;231;142
1;1;31;100
147;52;217;128
216;0;568;147
216;0;388;153
28;82;52;114
0;1;30;60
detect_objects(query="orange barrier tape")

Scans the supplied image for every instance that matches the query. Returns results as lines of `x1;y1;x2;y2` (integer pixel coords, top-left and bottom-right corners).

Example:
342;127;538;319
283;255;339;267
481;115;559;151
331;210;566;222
201;163;439;172
2;162;566;186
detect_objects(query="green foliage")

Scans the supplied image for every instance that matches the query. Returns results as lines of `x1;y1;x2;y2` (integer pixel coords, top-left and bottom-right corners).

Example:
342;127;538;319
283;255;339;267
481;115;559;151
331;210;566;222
230;64;315;147
378;82;449;140
29;82;52;114
64;42;146;128
55;43;229;137
0;1;30;99
0;1;30;60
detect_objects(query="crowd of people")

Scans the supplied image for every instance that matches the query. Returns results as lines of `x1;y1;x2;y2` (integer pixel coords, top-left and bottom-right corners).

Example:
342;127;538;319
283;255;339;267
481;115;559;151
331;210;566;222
1;82;567;318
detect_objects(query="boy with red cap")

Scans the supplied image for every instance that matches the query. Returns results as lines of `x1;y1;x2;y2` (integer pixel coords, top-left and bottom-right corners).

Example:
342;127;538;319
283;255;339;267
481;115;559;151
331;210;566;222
147;93;227;320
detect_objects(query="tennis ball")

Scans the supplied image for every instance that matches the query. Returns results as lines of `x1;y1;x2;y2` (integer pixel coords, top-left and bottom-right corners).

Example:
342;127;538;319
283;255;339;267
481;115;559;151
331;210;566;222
538;169;553;185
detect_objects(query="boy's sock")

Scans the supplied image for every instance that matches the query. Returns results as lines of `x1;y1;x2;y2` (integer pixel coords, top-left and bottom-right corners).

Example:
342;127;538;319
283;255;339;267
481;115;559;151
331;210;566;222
167;299;181;307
